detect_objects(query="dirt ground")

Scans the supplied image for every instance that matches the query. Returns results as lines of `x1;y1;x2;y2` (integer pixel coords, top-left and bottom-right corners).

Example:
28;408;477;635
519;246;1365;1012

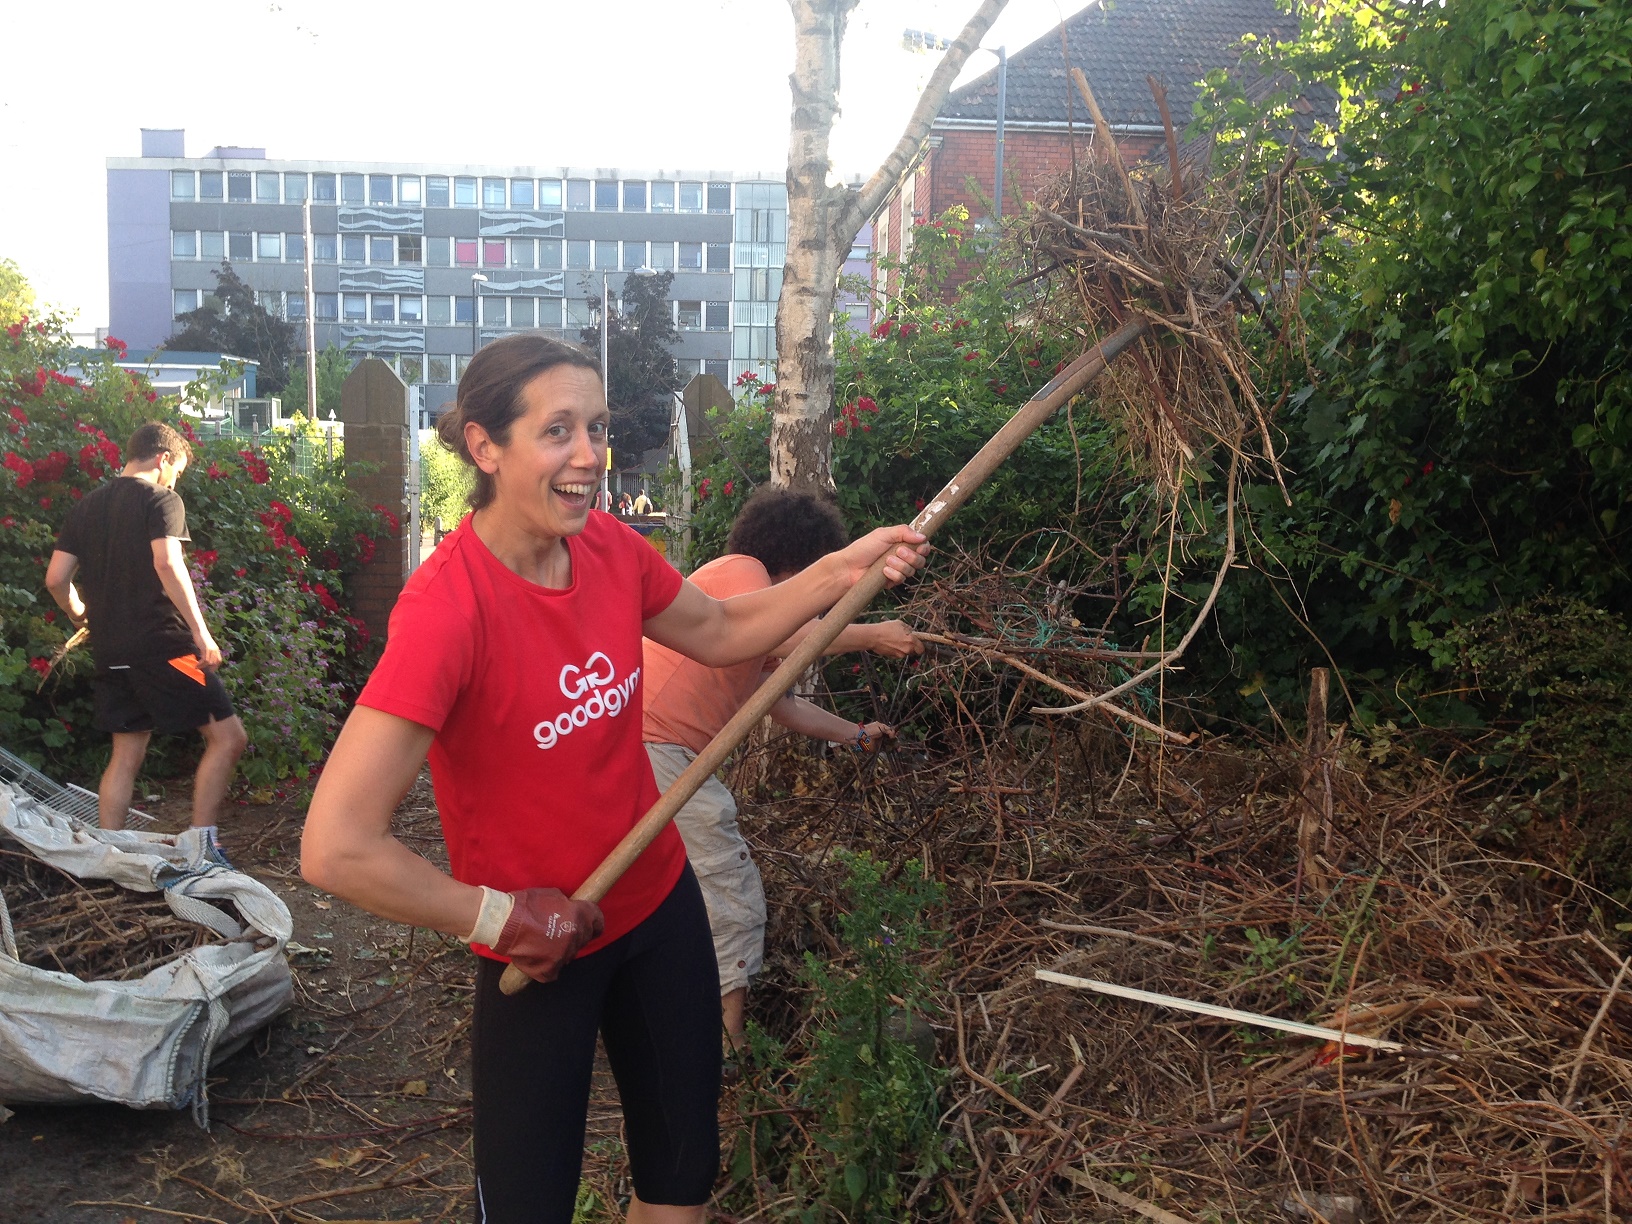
0;774;632;1224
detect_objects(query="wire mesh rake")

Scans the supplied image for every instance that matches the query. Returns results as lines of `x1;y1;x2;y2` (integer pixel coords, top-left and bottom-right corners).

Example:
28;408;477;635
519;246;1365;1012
0;746;154;829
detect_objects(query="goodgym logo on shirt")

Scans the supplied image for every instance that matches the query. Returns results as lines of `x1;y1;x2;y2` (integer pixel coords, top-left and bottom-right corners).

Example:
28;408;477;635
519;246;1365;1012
533;651;642;750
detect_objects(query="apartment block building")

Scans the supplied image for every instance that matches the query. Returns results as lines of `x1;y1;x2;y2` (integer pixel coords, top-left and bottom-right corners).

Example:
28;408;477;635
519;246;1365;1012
108;130;789;414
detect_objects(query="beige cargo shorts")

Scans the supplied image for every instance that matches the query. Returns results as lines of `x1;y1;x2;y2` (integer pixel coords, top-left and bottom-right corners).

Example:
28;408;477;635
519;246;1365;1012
645;742;766;995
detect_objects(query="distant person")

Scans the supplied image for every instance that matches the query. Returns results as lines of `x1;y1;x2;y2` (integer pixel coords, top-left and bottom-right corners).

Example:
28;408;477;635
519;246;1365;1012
642;488;922;1052
44;422;248;860
632;489;653;515
616;492;634;515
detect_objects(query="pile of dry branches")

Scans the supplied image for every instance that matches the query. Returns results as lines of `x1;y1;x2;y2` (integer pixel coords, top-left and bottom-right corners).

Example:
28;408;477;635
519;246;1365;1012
1018;70;1315;494
722;561;1632;1224
0;845;236;981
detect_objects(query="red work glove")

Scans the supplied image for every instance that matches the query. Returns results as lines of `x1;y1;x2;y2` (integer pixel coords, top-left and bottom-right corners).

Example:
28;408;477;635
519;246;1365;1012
493;888;605;984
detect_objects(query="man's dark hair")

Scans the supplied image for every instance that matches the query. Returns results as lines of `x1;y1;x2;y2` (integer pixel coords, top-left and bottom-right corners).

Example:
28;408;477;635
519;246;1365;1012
435;333;602;511
726;488;847;578
126;422;192;464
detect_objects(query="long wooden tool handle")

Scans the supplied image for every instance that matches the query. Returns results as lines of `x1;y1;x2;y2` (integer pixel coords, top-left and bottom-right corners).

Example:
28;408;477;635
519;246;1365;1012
500;318;1149;993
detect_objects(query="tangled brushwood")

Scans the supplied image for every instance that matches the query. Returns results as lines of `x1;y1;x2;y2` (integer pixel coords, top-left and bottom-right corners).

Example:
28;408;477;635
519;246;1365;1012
1016;73;1317;495
692;557;1632;1224
0;846;240;981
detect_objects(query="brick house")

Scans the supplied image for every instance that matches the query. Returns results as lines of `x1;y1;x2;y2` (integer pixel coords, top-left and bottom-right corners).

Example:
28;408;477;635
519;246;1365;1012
870;0;1298;303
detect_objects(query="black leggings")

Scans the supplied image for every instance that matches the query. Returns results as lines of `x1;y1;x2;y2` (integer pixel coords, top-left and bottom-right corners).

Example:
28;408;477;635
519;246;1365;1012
471;866;721;1222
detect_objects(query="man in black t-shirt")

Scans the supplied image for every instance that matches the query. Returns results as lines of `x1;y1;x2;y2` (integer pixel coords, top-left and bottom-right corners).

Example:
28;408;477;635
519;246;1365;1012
46;423;247;855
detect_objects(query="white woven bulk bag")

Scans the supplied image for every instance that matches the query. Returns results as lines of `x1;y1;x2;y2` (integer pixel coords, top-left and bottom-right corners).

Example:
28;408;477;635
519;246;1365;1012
0;782;293;1125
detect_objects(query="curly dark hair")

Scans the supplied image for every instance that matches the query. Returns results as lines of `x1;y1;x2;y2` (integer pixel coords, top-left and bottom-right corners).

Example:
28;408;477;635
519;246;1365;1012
726;488;847;578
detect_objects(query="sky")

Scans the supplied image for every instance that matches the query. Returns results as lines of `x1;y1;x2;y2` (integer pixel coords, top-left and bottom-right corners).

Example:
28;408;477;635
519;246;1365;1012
0;0;1081;329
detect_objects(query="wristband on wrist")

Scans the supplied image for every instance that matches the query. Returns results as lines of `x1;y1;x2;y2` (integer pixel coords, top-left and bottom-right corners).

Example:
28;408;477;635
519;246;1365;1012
466;885;515;946
854;722;871;750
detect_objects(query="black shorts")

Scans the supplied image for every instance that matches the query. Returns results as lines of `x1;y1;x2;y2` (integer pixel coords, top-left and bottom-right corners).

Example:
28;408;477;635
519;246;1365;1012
93;655;236;735
470;865;721;1221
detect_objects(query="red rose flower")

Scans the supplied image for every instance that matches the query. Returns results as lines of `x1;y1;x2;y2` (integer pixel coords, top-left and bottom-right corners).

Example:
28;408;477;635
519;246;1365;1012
373;503;400;532
4;452;34;487
105;336;128;356
28;658;51;678
206;462;225;479
1421;461;1435;474
0;516;14;528
857;396;878;414
38;496;50;509
8;407;27;425
194;549;218;571
723;479;734;496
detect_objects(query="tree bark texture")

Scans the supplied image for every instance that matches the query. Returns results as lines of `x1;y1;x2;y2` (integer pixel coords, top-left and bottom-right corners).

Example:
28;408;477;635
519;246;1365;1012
772;0;1009;492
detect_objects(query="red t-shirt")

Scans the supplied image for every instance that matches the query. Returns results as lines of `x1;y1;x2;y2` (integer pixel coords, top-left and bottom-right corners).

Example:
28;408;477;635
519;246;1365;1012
357;511;686;959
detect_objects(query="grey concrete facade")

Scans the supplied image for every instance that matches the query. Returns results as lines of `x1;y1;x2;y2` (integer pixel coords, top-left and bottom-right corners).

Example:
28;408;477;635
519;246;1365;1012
109;130;788;417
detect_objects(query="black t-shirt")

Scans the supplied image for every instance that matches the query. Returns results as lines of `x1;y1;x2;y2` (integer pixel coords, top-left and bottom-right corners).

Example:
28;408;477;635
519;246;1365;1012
55;477;195;667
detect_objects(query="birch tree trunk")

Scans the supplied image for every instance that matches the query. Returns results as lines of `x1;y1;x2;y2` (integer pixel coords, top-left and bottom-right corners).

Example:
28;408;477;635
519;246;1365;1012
772;0;1009;492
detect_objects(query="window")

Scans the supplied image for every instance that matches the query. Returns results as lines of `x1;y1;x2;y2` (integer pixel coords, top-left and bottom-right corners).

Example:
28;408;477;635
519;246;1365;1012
199;171;224;201
705;301;729;331
397;234;422;265
342;235;366;263
510;179;534;209
400;355;423;384
256;172;281;203
367;174;393;205
173;289;199;316
454;354;473;380
201;231;224;261
566;299;592;327
427;296;451;325
286;233;305;262
511;297;534;327
483;178;506;208
650;242;674;271
311;173;336;202
847;243;868;262
454;176;477;207
707;242;731;272
258;290;283;316
566;179;591;210
284;173;307;203
394;294;420;324
539;180;562;209
538;297;563;328
705;359;730;384
172;231;197;259
315;293;338;321
707;183;732;213
622;182;647;212
594;181;619;211
228;171;251;202
343;293;367;321
426;176;449;207
229;231;253;260
678;182;703;213
483;239;507;267
650;181;674;213
371;294;395;323
454;297;475;324
566;240;591;270
594;240;618;270
677;301;702;330
429;355;453;382
287;294;307;321
539;239;562;269
622;241;646;270
370;235;394;264
426;235;450;267
678;242;702;270
341;174;365;205
314;233;337;262
455;239;478;267
258;233;282;261
510;238;535;269
170;171;195;201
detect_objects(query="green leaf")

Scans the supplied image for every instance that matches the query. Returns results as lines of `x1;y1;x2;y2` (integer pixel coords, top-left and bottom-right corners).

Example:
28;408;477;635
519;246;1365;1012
844;1163;868;1202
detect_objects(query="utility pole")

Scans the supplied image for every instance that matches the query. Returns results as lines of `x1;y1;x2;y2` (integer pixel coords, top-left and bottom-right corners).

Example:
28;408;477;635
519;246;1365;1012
303;196;317;418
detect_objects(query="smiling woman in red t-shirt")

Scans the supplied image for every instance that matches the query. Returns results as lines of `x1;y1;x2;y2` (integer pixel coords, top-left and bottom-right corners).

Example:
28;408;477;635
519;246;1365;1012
299;334;927;1224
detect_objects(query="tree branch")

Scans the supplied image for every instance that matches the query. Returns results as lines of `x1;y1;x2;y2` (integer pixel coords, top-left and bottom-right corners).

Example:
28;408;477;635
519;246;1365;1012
856;0;1011;220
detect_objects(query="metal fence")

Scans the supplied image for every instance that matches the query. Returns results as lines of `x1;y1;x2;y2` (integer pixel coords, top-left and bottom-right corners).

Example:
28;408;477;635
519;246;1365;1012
189;422;341;477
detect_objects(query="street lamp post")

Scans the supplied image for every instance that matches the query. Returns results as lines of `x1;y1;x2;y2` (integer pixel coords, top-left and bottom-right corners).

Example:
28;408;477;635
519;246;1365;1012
470;272;488;366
